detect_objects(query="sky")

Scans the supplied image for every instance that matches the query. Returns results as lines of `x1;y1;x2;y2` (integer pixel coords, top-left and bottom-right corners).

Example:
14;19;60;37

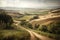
0;0;60;9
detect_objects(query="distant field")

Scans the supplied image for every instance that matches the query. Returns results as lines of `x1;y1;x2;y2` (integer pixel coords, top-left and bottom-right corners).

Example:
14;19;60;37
19;15;35;20
13;12;48;21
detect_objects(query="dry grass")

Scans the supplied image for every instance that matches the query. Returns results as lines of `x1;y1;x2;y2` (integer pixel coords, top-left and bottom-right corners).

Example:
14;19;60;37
0;29;30;40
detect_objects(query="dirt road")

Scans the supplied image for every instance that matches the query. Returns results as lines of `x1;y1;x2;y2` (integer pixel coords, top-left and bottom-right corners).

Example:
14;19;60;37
20;27;55;40
14;16;56;40
15;22;55;40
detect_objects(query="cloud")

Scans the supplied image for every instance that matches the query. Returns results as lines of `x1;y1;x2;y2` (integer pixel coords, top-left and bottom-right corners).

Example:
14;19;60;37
0;0;60;8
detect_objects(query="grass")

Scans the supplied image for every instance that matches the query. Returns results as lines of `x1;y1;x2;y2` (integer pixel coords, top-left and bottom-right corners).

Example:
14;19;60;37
23;26;60;40
19;15;35;20
0;29;30;40
13;15;35;21
17;14;60;40
33;30;60;40
13;11;48;21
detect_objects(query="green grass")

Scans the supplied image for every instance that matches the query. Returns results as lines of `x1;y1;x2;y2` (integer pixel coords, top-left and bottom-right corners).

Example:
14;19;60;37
13;11;48;21
13;15;35;21
23;26;60;40
0;29;30;40
33;30;60;40
19;15;35;20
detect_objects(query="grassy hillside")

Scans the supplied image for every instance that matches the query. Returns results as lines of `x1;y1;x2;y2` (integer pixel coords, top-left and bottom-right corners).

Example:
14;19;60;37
30;17;60;27
31;17;60;40
0;29;30;40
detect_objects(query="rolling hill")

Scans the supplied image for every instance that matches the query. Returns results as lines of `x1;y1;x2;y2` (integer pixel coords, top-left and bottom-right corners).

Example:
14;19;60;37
30;17;60;27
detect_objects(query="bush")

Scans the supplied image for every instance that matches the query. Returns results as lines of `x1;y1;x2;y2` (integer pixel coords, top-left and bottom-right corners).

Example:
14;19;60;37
27;23;33;29
38;22;60;34
30;15;39;20
0;12;13;29
34;24;39;29
47;22;60;34
20;20;33;29
39;25;47;32
20;20;28;26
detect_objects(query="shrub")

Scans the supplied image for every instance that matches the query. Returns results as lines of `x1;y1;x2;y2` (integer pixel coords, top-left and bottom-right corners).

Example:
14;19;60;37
47;22;60;34
30;15;39;20
34;24;39;29
27;23;33;29
39;25;47;32
0;12;13;29
20;20;28;26
20;20;33;29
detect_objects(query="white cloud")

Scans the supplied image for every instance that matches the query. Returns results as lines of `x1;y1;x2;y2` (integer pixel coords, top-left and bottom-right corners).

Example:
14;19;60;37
0;0;60;8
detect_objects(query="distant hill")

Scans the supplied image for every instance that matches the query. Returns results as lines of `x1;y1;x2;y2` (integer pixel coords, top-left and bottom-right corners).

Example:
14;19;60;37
49;8;60;13
30;17;60;27
0;7;50;14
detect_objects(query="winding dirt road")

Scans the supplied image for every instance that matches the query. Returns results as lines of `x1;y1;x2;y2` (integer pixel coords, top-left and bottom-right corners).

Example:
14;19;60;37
20;26;55;40
15;21;55;40
19;26;37;40
16;23;37;40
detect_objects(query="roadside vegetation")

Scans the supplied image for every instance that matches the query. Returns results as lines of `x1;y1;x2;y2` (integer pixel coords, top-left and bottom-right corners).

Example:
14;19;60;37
32;21;60;40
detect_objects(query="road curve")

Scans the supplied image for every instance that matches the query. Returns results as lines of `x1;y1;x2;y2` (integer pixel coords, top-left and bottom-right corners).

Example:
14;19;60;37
16;24;38;40
20;26;55;40
20;27;38;40
14;20;55;40
30;30;55;40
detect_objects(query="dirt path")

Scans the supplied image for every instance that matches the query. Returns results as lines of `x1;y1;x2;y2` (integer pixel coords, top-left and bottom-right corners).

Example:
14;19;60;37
20;26;55;40
19;26;38;40
30;30;55;40
14;20;55;40
15;23;37;40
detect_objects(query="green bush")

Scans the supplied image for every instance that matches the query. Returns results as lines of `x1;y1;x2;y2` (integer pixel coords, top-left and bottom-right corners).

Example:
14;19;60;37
27;23;33;29
0;12;13;29
30;15;39;20
20;20;33;29
47;22;60;34
20;20;27;26
38;25;47;32
38;22;60;34
34;24;39;29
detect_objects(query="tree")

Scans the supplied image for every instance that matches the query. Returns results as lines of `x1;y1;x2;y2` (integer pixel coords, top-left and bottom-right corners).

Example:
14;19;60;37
0;13;13;29
20;20;33;29
20;20;28;26
27;23;33;29
30;15;39;21
39;25;47;32
34;24;39;29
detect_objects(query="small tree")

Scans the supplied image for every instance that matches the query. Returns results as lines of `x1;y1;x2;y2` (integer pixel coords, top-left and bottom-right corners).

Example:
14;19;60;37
39;25;47;32
30;15;39;21
34;24;39;29
20;20;28;26
20;20;33;29
27;23;33;29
